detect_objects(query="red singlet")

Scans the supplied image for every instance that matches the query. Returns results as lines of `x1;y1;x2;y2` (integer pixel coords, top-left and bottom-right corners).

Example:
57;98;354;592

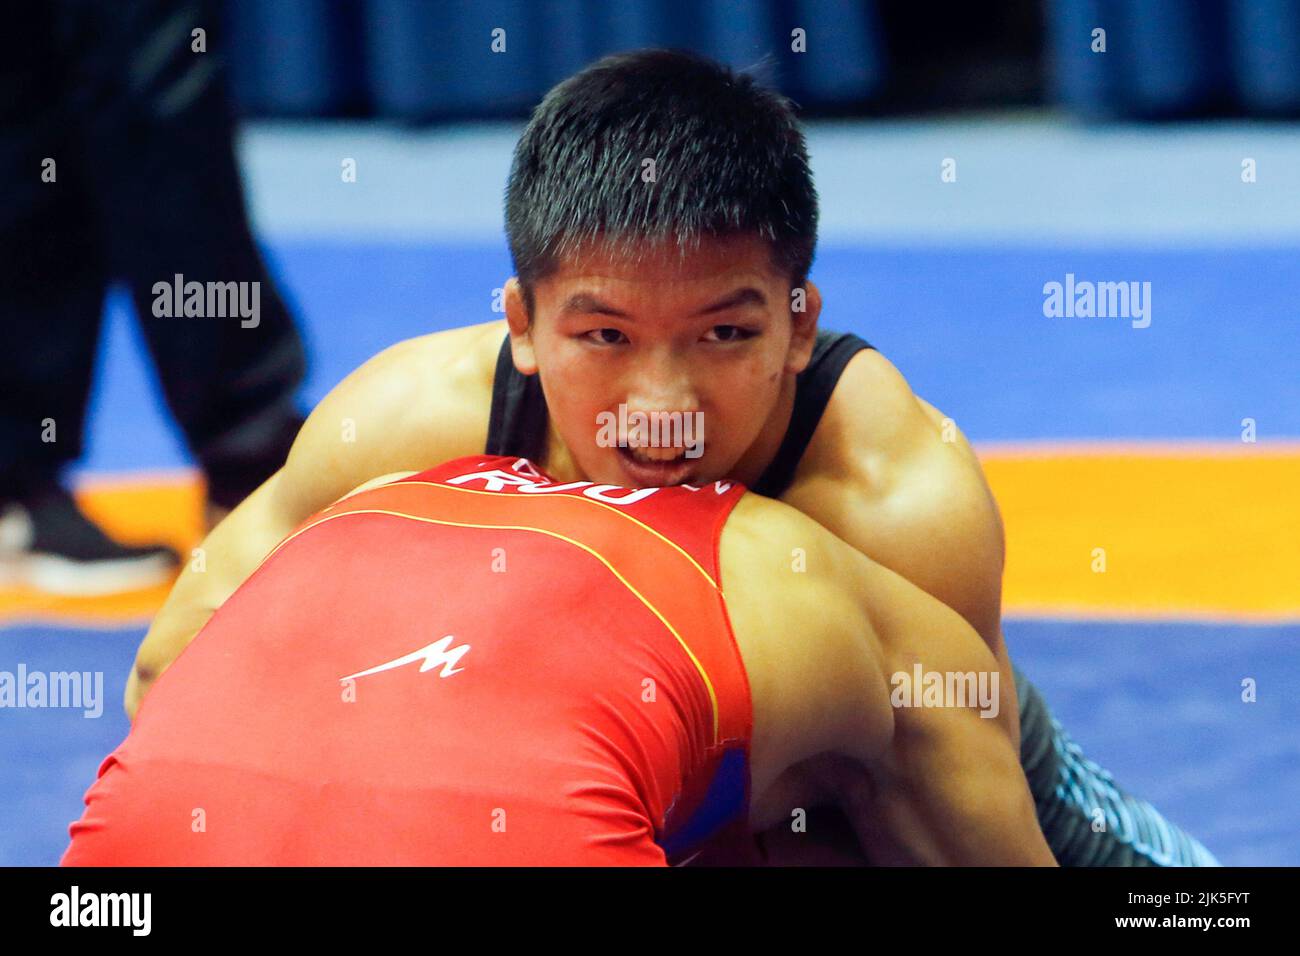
63;455;756;866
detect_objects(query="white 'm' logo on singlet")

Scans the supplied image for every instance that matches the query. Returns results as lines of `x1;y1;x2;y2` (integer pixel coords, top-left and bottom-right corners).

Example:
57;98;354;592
341;635;470;682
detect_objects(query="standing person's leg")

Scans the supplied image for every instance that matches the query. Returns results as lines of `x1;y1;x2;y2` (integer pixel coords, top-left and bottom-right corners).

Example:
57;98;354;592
0;196;101;497
67;0;307;520
0;1;102;500
0;2;178;594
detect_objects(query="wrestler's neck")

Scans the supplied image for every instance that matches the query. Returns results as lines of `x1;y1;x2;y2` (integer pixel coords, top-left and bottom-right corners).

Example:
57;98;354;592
538;373;798;489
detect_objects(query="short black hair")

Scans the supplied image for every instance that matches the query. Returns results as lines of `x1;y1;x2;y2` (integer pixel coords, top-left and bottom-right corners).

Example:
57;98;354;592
505;48;819;315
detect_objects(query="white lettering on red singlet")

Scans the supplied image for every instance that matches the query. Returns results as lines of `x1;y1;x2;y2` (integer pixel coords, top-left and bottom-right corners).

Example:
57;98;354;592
445;469;537;492
444;460;733;505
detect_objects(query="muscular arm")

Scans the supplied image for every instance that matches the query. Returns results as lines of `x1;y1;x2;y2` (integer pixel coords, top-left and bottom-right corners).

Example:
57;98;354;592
125;325;497;718
806;518;1054;866
125;469;292;716
784;351;1214;867
787;349;1020;743
729;492;1052;866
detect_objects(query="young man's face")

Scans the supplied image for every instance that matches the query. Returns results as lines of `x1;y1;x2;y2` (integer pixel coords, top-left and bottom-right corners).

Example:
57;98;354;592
504;235;820;487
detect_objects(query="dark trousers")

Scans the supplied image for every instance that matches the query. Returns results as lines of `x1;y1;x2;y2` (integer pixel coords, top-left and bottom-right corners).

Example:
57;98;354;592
0;0;305;508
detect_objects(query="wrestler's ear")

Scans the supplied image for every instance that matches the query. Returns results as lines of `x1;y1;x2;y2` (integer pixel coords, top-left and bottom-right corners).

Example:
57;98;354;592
504;277;539;375
784;279;822;375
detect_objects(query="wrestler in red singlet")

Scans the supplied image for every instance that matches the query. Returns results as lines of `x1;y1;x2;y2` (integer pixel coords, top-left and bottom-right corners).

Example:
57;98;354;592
63;455;757;866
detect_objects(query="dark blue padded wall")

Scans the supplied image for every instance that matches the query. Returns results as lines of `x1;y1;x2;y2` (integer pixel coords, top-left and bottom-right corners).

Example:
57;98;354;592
223;0;890;119
1229;0;1300;112
221;1;1300;120
225;0;367;115
1047;0;1300;118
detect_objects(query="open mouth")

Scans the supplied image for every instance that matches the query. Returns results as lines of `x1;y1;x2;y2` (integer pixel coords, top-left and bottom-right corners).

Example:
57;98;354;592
615;446;696;485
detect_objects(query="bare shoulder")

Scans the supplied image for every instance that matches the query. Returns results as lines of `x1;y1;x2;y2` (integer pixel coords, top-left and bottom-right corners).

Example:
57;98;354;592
818;347;990;507
793;345;1006;645
342;319;504;402
720;492;882;665
823;349;997;536
275;320;507;520
808;348;945;484
720;494;891;785
721;492;860;581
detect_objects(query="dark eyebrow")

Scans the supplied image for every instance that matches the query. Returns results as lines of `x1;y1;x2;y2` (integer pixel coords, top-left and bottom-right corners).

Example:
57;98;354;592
558;293;630;318
558;287;767;319
694;287;768;315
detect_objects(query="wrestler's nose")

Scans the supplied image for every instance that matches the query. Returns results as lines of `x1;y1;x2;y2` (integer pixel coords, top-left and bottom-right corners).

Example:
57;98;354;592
623;349;700;419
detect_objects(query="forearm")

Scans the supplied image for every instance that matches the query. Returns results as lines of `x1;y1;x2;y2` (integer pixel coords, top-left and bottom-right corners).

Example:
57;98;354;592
125;473;287;718
831;544;1050;864
125;570;226;717
877;725;1058;866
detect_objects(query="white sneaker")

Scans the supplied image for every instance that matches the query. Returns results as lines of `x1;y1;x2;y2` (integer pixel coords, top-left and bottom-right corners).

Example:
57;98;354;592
0;489;179;596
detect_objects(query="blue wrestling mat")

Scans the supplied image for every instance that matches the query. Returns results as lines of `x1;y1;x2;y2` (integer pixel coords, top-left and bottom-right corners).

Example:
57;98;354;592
3;618;1295;865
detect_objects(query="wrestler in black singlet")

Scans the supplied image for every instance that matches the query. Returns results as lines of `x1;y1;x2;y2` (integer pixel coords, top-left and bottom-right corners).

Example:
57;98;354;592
488;328;871;498
483;329;1219;867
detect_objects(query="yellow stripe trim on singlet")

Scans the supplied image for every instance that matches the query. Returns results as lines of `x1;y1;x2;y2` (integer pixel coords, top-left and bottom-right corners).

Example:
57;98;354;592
384;480;723;591
260;507;722;743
